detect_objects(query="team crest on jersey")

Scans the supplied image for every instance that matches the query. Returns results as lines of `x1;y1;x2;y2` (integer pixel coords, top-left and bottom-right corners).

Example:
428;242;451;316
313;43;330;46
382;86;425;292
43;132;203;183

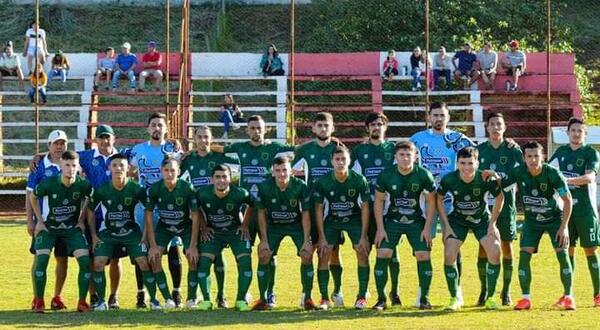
576;159;584;167
261;153;269;161
348;189;356;197
92;159;99;166
473;188;480;196
412;184;420;192
500;156;508;165
176;197;184;206
385;153;392;160
540;183;548;192
199;169;206;176
208;161;216;169
290;199;298;207
124;197;133;206
73;192;80;200
226;203;234;211
45;169;53;177
62;199;69;205
375;159;382;166
168;204;174;210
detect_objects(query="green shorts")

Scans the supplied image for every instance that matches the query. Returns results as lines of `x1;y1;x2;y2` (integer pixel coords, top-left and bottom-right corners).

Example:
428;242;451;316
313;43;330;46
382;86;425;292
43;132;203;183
247;212;258;246
379;220;429;252
448;219;488;242
200;230;251;257
155;226;193;251
94;230;147;259
268;224;305;256
34;227;89;254
310;206;345;246
324;219;363;246
520;219;562;249
497;214;517;242
568;214;600;248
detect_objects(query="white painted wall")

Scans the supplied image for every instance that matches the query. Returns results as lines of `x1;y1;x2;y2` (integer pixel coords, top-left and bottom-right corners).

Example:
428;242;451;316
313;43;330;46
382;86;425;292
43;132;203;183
191;52;288;77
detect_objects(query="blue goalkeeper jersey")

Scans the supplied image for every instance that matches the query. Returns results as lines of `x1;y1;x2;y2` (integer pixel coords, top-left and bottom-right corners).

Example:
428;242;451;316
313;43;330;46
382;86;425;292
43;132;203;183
129;141;181;190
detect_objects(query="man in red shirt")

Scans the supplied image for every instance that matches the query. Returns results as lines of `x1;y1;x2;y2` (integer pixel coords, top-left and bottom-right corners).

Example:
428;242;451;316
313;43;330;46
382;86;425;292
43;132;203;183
139;41;163;92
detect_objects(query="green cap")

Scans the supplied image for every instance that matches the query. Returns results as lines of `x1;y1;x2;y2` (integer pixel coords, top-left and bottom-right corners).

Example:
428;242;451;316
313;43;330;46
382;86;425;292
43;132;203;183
95;125;115;138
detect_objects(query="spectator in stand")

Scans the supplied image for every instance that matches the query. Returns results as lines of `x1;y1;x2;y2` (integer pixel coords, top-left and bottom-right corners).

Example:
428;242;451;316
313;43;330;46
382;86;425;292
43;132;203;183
29;63;47;104
94;47;115;91
112;42;137;93
477;42;498;90
0;42;25;90
47;50;70;87
138;41;163;93
220;93;244;139
23;21;49;73
260;44;285;76
382;49;399;81
453;43;479;90
409;47;426;91
433;46;453;90
501;40;527;92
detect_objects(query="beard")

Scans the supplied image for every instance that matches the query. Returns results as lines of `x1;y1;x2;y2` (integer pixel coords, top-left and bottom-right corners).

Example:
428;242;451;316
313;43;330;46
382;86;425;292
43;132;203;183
151;131;162;140
317;133;330;141
370;131;381;140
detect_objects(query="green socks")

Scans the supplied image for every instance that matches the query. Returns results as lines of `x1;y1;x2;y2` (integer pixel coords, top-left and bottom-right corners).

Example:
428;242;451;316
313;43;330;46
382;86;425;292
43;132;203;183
317;269;330;300
374;257;390;300
198;256;213;301
502;258;513;293
267;257;277;295
330;264;343;294
301;263;314;299
477;257;487;291
389;250;400;295
256;263;270;301
93;270;106;300
518;251;532;295
556;250;573;296
142;270;157;301
587;254;600;296
76;255;91;300
33;254;50;299
486;262;501;298
154;270;172;300
357;265;370;299
236;255;253;301
187;269;198;300
214;253;226;300
444;264;458;298
417;260;433;299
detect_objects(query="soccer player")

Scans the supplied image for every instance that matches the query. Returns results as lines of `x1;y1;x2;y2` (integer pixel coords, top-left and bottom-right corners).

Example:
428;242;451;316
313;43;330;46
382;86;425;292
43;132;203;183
87;153;159;311
180;125;240;308
314;146;371;310
351;112;402;306
212;115;294;308
476;113;524;306
195;164;254;311
437;147;504;311
30;151;93;313
292;112;345;309
505;142;574;310
252;156;314;310
549;118;600;306
26;130;70;310
372;141;436;310
129;112;183;307
146;158;200;309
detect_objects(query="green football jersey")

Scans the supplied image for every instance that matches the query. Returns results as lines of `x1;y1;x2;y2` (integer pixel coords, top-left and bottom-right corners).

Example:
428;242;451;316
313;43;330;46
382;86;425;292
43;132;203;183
180;151;240;189
146;179;198;234
89;180;147;236
549;144;599;218
314;170;370;223
477;141;524;221
292;140;337;190
34;175;92;230
256;176;311;225
375;165;436;225
196;185;254;232
437;170;502;225
223;141;295;198
351;141;396;204
504;164;569;224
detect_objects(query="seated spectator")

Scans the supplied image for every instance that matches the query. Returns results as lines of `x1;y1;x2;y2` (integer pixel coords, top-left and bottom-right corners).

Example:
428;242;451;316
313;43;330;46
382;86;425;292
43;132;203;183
220;93;244;139
433;46;452;90
409;47;425;91
29;63;47;104
47;50;70;86
94;47;115;91
477;42;498;90
453;42;479;90
112;42;137;93
382;49;399;80
22;21;49;73
139;41;163;93
0;43;25;90
260;44;285;76
501;40;526;91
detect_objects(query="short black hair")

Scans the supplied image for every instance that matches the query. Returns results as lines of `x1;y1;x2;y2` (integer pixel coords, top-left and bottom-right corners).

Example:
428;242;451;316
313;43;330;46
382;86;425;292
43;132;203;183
486;112;505;124
272;156;291;166
161;157;179;167
395;141;416;153
105;47;114;52
332;145;350;157
247;115;264;125
430;102;447;113
108;153;129;163
523;141;544;152
61;150;79;161
147;112;166;125
567;117;585;131
314;112;333;123
364;112;388;127
212;164;231;176
457;146;478;160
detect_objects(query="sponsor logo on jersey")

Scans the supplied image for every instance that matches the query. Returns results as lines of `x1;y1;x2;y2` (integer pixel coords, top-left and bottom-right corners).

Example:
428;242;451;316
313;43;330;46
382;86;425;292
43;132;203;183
191;177;211;187
523;196;548;206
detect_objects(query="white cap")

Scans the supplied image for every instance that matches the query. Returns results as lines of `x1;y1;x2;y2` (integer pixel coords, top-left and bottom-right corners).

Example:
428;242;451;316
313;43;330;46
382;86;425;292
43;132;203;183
122;42;131;49
47;130;68;144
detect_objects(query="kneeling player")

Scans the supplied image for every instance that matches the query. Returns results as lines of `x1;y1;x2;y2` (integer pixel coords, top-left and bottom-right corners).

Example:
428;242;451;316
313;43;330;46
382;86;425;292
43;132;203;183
196;164;254;311
372;142;436;310
438;147;504;310
87;154;159;310
30;151;93;313
315;146;370;309
252;156;315;310
146;158;201;309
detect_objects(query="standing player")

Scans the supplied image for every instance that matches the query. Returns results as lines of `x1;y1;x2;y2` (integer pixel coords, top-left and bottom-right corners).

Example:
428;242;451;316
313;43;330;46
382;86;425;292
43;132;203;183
314;146;371;309
129;112;183;307
372;141;436;310
477;113;524;305
195;164;255;312
212;115;294;308
549;118;600;306
180;125;239;308
351;112;402;306
504;142;574;310
292;112;345;308
87;154;159;311
30;151;93;313
26;130;69;310
437;147;504;311
252;156;315;310
146;158;200;309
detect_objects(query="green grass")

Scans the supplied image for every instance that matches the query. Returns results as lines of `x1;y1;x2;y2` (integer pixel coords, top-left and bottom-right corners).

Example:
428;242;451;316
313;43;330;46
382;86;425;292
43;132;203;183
1;216;599;329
